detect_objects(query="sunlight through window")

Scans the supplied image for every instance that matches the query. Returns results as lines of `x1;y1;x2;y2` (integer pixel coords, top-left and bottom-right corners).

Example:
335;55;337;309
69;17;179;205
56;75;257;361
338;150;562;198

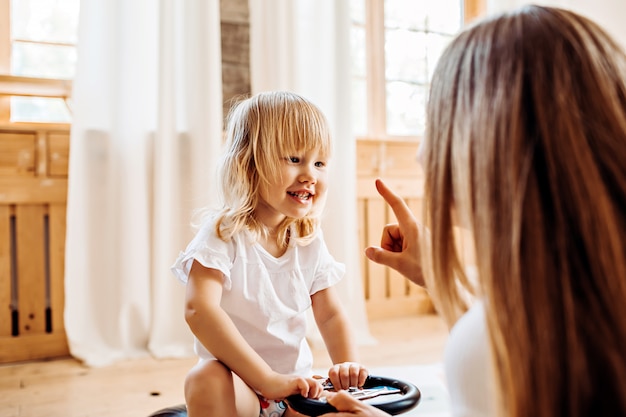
9;0;79;122
350;0;462;138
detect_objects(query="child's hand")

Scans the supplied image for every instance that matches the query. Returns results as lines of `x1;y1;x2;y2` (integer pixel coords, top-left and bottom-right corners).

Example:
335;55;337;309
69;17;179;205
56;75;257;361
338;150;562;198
327;362;368;390
260;372;324;401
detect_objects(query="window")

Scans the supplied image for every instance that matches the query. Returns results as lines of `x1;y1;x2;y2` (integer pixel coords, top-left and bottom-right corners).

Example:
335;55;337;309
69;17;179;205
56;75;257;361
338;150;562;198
350;0;484;140
0;0;80;123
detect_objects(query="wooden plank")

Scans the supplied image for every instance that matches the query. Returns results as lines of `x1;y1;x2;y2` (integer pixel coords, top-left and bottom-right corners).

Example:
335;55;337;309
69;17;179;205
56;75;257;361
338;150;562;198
16;204;47;335
365;198;387;304
36;130;48;176
0;205;11;336
384;142;421;178
0;132;36;177
48;204;66;333
388;268;409;300
0;332;69;364
0;75;73;98
366;292;434;319
356;141;381;177
357;198;368;299
0;123;70;132
48;132;70;177
0;122;70;363
0;98;8;124
0;178;68;204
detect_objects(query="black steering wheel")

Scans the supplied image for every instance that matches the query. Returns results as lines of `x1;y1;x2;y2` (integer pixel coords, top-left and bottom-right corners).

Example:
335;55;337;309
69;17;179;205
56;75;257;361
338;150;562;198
148;375;421;417
285;375;421;416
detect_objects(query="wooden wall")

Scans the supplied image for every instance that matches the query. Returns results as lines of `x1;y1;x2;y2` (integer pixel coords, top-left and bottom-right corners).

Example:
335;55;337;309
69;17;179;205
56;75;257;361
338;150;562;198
0;123;70;363
356;140;434;318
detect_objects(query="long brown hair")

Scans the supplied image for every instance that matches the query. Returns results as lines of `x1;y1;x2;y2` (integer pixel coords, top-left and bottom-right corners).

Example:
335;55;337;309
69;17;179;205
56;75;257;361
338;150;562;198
423;5;626;416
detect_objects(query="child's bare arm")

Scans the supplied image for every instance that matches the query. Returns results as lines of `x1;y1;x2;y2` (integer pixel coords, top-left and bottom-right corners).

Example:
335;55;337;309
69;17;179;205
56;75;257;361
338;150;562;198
185;260;322;400
311;287;368;389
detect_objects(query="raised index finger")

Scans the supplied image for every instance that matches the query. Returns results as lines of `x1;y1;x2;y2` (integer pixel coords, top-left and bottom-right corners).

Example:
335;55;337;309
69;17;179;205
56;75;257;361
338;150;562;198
374;178;416;225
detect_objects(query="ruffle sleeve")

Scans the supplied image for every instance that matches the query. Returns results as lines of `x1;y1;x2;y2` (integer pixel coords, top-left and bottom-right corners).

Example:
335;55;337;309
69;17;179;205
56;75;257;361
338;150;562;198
170;219;235;290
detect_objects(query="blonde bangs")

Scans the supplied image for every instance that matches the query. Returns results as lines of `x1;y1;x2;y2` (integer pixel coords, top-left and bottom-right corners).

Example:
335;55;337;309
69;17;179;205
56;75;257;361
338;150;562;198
254;94;332;187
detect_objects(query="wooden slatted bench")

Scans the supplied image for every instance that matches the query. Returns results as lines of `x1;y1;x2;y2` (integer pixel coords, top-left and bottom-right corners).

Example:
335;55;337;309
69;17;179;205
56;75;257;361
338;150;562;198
0;122;70;363
356;139;435;319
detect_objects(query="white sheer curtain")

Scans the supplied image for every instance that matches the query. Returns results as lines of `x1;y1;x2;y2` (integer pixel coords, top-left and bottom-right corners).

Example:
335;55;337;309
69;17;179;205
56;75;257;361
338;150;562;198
65;0;223;366
249;0;374;346
487;0;626;47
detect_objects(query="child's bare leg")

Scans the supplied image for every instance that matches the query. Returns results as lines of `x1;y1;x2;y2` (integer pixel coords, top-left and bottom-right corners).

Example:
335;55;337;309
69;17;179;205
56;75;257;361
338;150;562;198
185;359;259;417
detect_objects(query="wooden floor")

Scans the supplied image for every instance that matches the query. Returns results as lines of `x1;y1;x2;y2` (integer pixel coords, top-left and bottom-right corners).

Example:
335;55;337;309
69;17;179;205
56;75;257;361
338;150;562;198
0;314;448;417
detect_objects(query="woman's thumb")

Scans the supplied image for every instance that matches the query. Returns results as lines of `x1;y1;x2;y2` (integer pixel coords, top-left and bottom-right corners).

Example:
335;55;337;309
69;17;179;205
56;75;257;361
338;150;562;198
365;246;397;269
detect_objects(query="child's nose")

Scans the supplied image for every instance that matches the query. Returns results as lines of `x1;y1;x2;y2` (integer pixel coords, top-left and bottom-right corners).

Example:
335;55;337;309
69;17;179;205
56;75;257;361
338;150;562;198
298;167;316;183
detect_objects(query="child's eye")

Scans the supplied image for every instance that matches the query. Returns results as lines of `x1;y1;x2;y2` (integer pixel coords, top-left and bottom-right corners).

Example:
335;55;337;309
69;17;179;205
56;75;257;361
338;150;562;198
288;156;300;163
315;161;326;168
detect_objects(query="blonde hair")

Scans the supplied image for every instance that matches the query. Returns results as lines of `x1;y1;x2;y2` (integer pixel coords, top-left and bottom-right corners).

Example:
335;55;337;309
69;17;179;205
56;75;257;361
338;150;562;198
214;91;332;247
423;5;626;417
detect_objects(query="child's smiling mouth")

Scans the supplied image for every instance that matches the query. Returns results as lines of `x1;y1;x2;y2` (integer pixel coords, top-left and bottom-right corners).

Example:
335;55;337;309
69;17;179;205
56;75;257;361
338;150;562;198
288;191;313;201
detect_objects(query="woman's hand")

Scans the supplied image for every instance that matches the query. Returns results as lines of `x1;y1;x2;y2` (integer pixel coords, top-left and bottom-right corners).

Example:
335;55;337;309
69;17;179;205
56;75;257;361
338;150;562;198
365;179;425;286
260;372;324;401
318;391;390;416
327;362;368;390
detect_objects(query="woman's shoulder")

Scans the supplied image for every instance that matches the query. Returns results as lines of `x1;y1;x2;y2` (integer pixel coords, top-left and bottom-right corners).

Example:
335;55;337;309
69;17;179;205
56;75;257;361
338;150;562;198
444;301;497;416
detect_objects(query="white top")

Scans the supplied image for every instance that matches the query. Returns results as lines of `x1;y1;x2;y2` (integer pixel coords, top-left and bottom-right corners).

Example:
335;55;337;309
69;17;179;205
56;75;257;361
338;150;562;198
444;300;497;417
171;218;344;376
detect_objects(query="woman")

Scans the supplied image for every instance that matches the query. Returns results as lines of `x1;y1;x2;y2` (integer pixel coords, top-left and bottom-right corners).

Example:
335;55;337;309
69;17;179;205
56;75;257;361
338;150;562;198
322;5;626;417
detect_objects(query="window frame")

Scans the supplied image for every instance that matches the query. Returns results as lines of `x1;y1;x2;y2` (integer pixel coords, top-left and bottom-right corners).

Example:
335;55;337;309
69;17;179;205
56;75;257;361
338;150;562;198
0;0;11;121
0;0;486;126
357;0;485;141
0;0;75;124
